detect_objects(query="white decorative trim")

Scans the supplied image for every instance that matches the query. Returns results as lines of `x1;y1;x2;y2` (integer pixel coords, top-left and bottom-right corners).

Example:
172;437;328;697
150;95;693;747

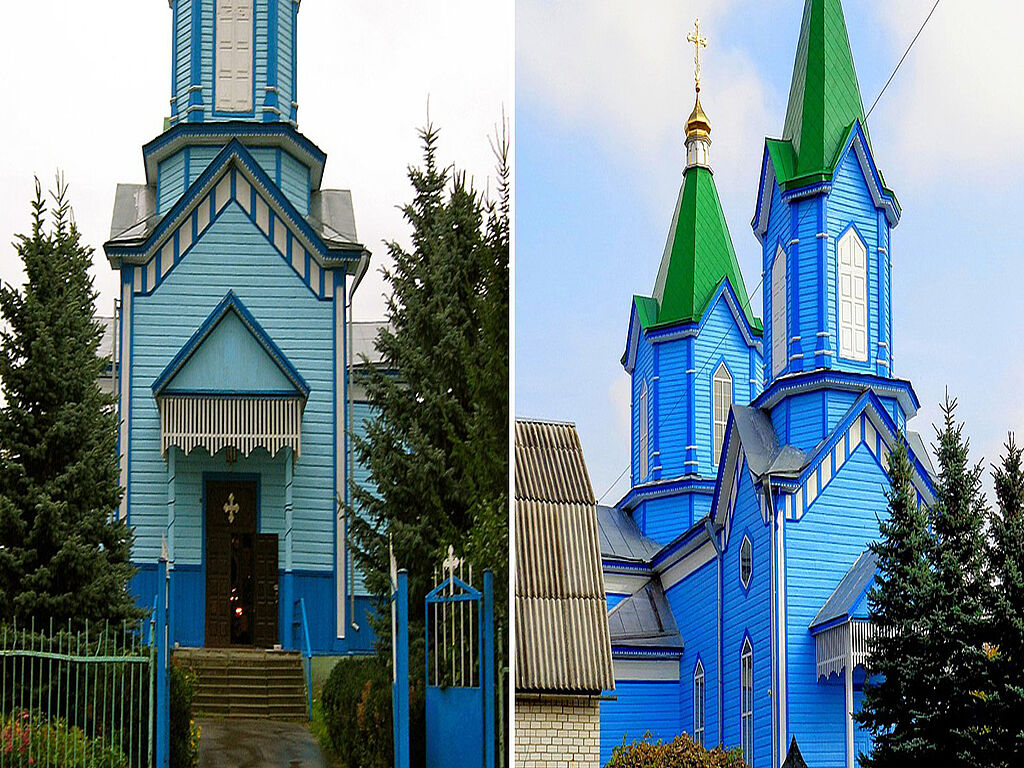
158;395;302;458
612;658;680;682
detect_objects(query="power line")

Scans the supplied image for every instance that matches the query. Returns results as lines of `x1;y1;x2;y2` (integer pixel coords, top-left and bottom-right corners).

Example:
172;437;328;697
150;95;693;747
866;0;941;119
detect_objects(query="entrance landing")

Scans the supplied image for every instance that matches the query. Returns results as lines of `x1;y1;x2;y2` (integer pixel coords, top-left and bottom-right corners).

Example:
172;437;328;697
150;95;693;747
197;718;331;768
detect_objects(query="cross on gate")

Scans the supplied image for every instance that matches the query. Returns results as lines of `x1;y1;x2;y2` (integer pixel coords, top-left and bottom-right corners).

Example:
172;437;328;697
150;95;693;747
443;545;461;580
223;492;239;524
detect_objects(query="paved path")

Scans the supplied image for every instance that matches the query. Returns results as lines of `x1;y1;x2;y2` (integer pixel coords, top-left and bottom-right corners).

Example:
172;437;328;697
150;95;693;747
197;718;332;768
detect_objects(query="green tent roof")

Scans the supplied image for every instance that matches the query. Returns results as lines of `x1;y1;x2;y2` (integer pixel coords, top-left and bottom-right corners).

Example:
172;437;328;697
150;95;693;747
778;0;868;186
648;166;761;333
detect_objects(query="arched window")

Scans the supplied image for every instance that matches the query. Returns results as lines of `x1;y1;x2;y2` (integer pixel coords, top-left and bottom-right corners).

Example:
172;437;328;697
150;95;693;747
712;363;732;463
741;638;753;763
838;228;868;361
639;379;649;480
771;246;788;377
693;660;706;746
216;0;254;113
740;536;752;589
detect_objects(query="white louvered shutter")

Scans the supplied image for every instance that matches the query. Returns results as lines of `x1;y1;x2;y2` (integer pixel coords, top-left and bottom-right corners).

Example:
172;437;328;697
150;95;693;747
838;230;868;361
216;0;254;113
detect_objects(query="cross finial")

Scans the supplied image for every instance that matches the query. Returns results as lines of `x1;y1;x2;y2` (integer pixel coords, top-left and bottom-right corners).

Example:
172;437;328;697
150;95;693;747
687;18;708;92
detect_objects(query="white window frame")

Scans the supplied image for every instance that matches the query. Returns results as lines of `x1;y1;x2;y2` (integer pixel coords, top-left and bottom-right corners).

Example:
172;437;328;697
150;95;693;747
693;660;706;746
639;379;649;480
712;363;732;464
741;637;753;764
215;0;254;113
771;245;788;377
740;535;752;589
837;227;868;362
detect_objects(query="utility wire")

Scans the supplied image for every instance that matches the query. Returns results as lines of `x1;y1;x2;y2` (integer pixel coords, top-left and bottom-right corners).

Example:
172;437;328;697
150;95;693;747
866;0;941;119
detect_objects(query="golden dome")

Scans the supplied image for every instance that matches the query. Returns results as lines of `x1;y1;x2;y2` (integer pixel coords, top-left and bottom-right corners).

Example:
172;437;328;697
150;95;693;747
686;91;711;139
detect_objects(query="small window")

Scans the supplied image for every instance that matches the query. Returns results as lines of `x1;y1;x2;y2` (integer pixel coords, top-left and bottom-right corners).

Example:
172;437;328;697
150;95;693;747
740;536;752;589
771;246;788;377
639;379;649;480
215;0;254;113
838;228;868;361
741;638;753;763
713;363;732;462
693;660;706;746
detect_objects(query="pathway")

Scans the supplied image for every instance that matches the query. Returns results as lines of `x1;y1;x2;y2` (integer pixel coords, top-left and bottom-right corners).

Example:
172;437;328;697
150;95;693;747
197;718;332;768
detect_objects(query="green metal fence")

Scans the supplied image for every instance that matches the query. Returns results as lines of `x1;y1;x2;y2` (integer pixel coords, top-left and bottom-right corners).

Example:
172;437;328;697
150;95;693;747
0;616;155;768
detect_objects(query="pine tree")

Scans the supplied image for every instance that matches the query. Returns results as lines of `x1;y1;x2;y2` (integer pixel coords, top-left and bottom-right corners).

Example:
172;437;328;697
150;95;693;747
924;395;990;765
349;123;509;640
986;434;1024;761
0;178;139;628
857;438;936;767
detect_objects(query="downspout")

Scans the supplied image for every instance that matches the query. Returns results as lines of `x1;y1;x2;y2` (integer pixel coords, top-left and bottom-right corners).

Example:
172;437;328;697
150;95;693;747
765;474;778;767
704;518;723;747
346;251;371;633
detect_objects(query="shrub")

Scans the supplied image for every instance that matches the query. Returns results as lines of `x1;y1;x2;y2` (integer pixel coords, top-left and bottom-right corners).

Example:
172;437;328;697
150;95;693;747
169;659;200;768
607;732;747;768
320;657;392;768
0;712;128;768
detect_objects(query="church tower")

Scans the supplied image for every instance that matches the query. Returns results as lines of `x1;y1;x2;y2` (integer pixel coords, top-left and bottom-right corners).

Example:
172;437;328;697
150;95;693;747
751;0;916;450
621;24;763;544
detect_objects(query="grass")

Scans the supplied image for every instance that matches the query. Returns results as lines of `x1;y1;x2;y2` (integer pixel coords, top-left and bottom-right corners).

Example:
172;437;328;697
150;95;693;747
308;694;343;768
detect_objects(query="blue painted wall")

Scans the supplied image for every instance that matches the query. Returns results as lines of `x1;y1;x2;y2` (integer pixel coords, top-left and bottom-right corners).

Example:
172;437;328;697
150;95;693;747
600;679;681;764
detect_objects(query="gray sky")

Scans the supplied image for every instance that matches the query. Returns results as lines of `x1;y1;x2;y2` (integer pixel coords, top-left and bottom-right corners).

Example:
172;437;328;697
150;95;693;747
0;1;511;321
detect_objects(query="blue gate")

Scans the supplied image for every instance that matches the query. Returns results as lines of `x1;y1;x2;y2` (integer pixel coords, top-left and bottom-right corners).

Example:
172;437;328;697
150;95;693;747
390;547;410;768
425;550;495;768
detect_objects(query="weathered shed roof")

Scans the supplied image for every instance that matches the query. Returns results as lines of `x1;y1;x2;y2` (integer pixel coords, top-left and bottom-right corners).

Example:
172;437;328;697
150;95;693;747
607;579;683;652
810;548;876;631
350;321;389;367
515;419;615;694
596;504;660;564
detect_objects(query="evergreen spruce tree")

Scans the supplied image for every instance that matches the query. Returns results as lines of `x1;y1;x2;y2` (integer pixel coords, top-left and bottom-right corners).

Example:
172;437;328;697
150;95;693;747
349;123;509;641
924;395;990;765
857;438;936;767
0;179;138;628
986;434;1024;761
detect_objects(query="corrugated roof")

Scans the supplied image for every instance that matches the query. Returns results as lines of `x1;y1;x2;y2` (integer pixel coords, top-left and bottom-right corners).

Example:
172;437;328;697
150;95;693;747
810;548;876;630
350;321;389;367
596;504;660;563
515;419;614;694
607;579;683;652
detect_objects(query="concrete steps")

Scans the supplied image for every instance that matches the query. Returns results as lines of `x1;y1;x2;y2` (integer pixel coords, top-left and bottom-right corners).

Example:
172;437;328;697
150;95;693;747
173;647;308;721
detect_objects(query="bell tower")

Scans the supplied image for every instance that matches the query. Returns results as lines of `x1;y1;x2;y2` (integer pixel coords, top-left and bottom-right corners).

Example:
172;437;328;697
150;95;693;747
169;0;299;126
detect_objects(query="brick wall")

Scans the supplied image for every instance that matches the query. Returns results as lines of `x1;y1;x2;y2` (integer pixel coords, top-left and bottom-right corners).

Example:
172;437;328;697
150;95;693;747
515;696;601;767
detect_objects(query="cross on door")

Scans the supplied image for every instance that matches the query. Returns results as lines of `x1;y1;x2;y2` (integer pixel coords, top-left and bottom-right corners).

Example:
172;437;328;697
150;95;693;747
224;493;239;525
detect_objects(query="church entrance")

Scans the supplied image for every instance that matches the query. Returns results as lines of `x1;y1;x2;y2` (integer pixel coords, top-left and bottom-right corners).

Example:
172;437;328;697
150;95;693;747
204;480;279;648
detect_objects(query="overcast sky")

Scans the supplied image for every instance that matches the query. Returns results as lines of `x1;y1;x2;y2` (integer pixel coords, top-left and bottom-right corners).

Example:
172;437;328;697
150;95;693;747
517;0;1024;503
0;1;510;322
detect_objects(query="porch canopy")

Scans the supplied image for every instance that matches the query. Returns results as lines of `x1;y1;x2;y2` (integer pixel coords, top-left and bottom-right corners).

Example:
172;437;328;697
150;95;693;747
152;291;309;459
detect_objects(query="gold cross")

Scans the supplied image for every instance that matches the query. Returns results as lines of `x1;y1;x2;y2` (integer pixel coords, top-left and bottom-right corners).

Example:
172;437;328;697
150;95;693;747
687;18;708;91
223;493;239;525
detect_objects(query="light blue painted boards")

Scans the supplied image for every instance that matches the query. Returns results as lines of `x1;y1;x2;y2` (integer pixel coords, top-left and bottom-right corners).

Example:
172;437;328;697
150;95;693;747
162;310;297;394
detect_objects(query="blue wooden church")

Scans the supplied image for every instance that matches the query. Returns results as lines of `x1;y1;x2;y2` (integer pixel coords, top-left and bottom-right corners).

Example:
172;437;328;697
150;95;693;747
598;2;936;766
103;0;379;656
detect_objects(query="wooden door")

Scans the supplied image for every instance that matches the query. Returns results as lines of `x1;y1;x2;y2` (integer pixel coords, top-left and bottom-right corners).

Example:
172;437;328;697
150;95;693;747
254;534;279;648
205;480;258;647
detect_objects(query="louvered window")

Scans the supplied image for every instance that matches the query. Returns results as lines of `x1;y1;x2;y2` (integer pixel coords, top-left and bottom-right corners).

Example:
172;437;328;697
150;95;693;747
713;363;732;463
216;0;254;113
693;661;706;746
741;638;753;763
639;379;649;480
771;246;788;377
838;228;868;361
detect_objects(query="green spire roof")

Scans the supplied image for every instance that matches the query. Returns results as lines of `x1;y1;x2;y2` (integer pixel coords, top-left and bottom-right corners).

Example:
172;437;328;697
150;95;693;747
780;0;868;184
649;166;761;333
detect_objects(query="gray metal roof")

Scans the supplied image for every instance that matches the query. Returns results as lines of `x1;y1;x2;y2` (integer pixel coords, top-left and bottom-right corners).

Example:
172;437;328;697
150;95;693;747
351;321;388;367
607;579;683;651
97;316;117;396
810;548;877;630
309;190;359;248
596;504;660;563
108;184;157;245
515;419;615;694
907;430;936;478
732;405;809;478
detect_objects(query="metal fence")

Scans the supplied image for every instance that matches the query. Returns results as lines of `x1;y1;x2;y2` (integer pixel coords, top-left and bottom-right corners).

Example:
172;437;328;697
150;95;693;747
0;616;155;768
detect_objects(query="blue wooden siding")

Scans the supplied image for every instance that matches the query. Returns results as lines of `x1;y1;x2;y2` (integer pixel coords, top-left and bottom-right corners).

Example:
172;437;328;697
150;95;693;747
666;558;719;744
784;444;888;767
350;399;377;596
721;468;772;766
158;153;188;215
634;490;711;546
650;337;687;480
128;203;335;569
600;680;681;764
631;333;654;487
762;181;791;382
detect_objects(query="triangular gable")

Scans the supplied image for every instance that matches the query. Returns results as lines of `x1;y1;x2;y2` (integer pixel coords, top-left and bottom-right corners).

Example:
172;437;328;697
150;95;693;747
152;291;309;398
105;139;363;299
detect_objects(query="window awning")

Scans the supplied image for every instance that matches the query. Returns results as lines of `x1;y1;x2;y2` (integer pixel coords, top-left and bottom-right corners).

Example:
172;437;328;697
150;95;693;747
159;394;302;458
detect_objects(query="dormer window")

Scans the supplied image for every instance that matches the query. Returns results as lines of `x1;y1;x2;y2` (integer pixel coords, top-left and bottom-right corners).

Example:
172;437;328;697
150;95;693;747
712;363;732;463
838;228;868;361
216;0;254;113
